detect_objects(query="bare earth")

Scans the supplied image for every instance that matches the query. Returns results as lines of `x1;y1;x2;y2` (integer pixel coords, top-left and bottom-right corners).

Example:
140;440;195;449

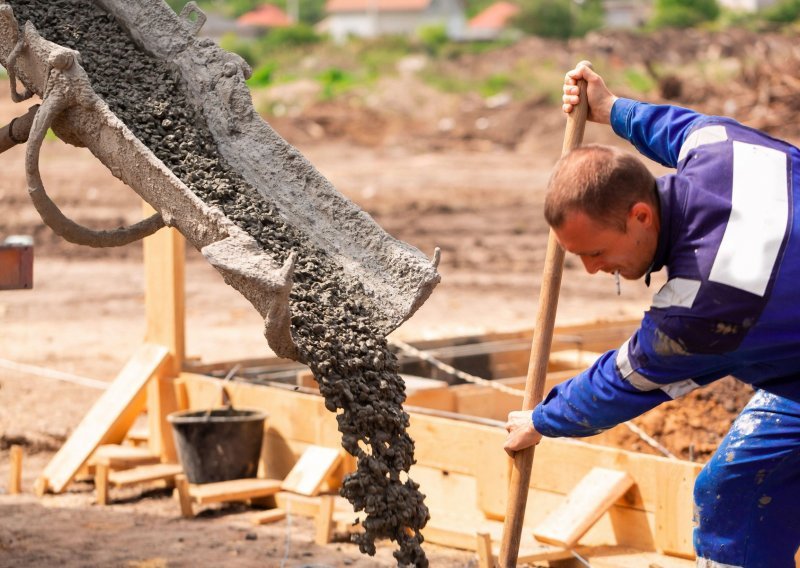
0;47;754;566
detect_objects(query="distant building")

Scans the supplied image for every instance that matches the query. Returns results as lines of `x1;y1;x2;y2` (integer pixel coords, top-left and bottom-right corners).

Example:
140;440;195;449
237;4;294;30
199;12;256;40
603;0;651;28
324;0;467;41
466;1;520;40
717;0;778;10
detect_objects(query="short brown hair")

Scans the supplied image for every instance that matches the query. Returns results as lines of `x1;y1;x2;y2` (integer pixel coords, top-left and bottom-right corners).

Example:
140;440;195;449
544;144;657;231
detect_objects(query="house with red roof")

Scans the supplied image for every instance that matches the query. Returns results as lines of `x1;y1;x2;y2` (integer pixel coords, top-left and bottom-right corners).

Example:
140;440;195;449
237;4;294;30
324;0;466;42
466;1;519;40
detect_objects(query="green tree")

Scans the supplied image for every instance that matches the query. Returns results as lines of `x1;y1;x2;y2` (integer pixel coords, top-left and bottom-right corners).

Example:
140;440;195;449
763;0;800;23
513;0;574;39
417;24;448;55
652;0;720;28
574;0;605;36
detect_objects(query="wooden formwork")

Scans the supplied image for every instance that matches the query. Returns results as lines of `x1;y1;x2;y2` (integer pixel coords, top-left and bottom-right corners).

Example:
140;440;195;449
175;371;700;561
33;222;700;565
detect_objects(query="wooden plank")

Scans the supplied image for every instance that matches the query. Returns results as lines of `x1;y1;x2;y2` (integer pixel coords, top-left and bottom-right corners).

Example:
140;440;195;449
189;478;282;504
402;374;449;393
315;495;335;545
175;474;194;518
251;508;286;525
91;444;159;468
95;463;109;505
453;385;519;421
654;458;696;557
281;446;343;496
108;463;183;487
274;491;321;517
533;468;635;548
9;445;22;494
476;532;494;568
405;387;457;412
142;201;185;375
575;546;695;567
124;425;150;447
147;372;179;463
39;344;170;494
296;369;317;390
143;203;184;462
423;514;580;560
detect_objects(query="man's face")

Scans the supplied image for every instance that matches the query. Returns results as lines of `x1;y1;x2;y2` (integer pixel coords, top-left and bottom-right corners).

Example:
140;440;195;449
553;203;659;280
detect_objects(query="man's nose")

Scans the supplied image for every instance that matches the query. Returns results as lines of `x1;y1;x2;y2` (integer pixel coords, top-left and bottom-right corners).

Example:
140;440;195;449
581;256;602;274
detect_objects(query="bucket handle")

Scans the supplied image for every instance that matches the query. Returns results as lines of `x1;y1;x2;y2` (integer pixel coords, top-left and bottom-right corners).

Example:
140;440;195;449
26;63;165;248
203;364;241;420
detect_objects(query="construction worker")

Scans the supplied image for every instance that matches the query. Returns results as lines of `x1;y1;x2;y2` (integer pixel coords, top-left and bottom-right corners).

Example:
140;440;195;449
504;62;800;567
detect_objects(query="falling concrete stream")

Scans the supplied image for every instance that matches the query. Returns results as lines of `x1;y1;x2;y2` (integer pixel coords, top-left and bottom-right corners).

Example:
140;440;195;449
7;0;430;564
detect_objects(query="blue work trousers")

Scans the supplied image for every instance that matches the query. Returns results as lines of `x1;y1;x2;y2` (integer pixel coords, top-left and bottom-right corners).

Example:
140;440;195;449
694;389;800;567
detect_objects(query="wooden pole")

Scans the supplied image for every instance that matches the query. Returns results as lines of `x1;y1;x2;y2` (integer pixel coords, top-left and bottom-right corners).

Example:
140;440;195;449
143;201;185;462
497;66;589;567
9;444;23;494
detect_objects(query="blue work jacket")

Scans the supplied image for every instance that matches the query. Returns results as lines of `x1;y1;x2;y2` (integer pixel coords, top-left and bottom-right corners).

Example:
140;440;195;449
533;98;800;437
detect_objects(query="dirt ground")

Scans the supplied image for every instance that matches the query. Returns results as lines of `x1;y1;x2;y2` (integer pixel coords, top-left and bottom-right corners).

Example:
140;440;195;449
0;29;768;565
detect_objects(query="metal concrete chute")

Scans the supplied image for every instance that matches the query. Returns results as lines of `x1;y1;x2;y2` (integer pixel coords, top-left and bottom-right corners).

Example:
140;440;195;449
0;1;440;361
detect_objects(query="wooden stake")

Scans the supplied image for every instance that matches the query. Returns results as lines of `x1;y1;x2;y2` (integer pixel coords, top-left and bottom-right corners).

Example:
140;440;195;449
315;494;335;545
9;445;23;494
95;463;110;505
143;201;185;463
175;474;194;518
497;63;590;567
476;532;495;568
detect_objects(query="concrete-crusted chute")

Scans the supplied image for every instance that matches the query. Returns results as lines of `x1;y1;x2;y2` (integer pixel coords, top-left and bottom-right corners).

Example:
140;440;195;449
0;1;440;361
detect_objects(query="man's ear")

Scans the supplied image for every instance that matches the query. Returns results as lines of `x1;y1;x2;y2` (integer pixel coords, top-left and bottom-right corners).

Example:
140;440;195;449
629;201;655;227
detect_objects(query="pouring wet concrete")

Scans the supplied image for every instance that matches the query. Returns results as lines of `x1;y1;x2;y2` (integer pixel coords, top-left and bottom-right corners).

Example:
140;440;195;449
8;1;429;564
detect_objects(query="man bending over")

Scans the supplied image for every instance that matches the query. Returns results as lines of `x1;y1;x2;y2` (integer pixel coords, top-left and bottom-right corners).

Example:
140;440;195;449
504;62;800;567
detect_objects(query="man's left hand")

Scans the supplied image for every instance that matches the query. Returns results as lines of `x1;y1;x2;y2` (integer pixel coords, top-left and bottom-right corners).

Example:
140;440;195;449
504;410;543;456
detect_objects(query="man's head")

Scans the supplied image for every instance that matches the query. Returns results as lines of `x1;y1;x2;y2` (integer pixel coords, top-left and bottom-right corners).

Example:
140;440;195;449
545;144;659;280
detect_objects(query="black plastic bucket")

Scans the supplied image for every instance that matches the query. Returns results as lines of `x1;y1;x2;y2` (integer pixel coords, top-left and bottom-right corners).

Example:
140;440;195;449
167;408;268;484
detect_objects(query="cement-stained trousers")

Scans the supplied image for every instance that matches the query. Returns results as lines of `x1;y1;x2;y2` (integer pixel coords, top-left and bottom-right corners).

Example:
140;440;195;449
693;389;800;567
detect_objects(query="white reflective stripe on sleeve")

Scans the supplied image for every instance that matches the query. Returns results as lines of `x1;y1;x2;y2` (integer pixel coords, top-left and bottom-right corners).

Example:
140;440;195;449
696;557;743;568
617;339;663;391
678;125;728;163
652;278;702;309
615;339;634;378
662;379;700;399
616;337;700;398
626;371;661;391
709;142;788;297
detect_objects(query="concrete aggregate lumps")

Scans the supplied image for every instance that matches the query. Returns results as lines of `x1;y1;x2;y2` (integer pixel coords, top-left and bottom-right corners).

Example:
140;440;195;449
7;0;429;564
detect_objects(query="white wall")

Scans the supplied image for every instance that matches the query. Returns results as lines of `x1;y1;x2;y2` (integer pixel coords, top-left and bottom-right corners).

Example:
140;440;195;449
327;0;465;42
718;0;778;11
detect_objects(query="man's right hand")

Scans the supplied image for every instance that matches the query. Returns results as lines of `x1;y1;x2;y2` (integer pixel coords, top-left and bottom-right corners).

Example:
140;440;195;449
504;410;543;456
562;61;618;125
